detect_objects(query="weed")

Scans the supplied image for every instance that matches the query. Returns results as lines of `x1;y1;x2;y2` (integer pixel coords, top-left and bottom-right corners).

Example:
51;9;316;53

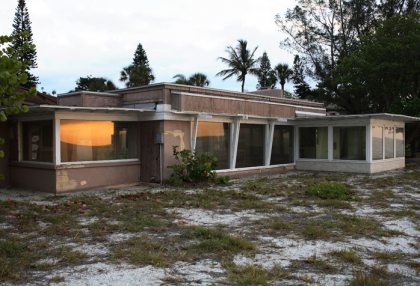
59;247;87;263
329;248;362;264
302;221;334;239
258;216;292;231
48;276;65;283
334;214;384;237
317;199;353;209
372;251;399;261
350;271;389;286
385;209;419;218
182;226;256;257
304;253;337;272
225;262;290;286
307;182;355;200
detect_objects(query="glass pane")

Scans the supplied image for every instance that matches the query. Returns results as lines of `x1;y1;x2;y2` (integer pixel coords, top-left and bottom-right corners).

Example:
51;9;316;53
299;127;328;159
385;127;394;159
372;126;383;160
60;120;138;162
396;128;404;158
271;125;294;164
236;124;264;168
333;127;366;160
194;122;230;170
22;121;53;162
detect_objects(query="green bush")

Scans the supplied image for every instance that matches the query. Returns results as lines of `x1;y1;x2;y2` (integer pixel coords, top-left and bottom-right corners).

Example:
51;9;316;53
306;182;355;200
167;146;229;186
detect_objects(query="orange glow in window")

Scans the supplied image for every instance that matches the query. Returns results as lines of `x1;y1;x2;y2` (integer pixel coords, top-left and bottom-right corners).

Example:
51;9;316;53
60;120;114;146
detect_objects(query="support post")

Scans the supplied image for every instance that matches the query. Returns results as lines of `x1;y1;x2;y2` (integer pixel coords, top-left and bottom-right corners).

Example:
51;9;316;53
191;117;198;153
265;121;275;166
54;118;61;165
328;125;333;161
230;119;240;169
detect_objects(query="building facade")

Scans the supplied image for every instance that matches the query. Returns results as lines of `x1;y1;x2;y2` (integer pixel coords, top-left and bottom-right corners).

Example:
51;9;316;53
1;83;418;193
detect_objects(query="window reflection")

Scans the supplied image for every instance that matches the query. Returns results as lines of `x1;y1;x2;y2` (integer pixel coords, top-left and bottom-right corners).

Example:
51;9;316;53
271;125;294;164
372;126;383;160
299;127;328;159
236;124;265;168
194;122;230;170
60;120;138;162
333;127;366;160
396;128;404;158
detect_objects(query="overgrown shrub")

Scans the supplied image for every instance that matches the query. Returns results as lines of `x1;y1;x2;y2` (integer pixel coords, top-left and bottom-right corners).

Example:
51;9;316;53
306;182;355;200
167;146;229;186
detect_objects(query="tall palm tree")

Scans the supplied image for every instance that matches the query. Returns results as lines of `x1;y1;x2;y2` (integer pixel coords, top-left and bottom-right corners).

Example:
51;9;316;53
188;73;210;87
274;63;293;98
173;73;210;87
120;64;155;88
216;39;261;92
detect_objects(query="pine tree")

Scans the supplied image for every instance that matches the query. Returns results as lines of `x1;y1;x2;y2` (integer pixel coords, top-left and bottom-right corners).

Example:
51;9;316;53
132;43;149;67
10;0;39;88
256;52;277;90
292;55;312;99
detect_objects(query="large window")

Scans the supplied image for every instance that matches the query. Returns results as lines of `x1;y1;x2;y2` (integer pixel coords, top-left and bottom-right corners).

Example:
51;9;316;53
385;127;394;159
22;120;53;162
60;120;138;162
396;128;404;158
372;126;383;160
194;122;230;170
333;127;366;160
271;125;294;165
236;124;264;168
299;127;328;159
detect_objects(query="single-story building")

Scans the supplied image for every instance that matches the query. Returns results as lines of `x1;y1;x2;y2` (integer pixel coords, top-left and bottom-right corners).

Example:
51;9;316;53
1;83;419;193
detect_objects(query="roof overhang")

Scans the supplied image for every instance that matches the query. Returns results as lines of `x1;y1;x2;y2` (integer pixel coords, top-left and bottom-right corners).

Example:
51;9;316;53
171;110;289;122
290;113;420;123
38;105;155;114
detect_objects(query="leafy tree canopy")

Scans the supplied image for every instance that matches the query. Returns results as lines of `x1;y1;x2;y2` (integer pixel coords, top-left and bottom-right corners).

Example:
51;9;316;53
132;43;150;67
173;73;210;87
120;64;155;88
10;0;39;88
216;39;261;92
0;33;36;178
256;52;277;90
70;76;117;92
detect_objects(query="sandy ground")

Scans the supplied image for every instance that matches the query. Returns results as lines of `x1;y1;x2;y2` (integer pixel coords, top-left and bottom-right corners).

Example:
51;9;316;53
1;167;420;285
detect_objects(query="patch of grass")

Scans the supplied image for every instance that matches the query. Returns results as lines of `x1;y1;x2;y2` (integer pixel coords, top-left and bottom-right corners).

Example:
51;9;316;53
237;200;272;210
329;248;362;264
370;189;395;200
0;237;48;281
372;251;400;261
371;265;398;278
182;226;256;257
48;276;65;283
304;253;337;272
120;214;165;231
273;205;289;212
43;195;67;202
334;214;384;237
258;216;292;231
363;177;398;188
302;221;334;239
112;234;186;267
59;247;87;263
316;199;353;209
385;209;420;218
225;263;290;286
350;271;389;286
307;182;356;200
406;261;420;273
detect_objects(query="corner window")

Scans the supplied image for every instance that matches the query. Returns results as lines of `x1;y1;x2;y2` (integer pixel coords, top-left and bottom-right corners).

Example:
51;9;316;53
299;127;328;159
194;122;230;170
333;126;366;160
22;120;53;162
60;120;138;162
396;128;404;158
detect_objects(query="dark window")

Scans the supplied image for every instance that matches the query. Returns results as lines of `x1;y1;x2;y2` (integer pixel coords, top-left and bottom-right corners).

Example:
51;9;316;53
22;120;53;162
271;125;294;164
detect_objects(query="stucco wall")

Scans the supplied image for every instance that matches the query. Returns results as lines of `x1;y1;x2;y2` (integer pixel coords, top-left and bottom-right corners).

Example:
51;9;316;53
139;121;163;182
162;120;191;180
10;163;57;193
296;159;405;174
55;161;140;193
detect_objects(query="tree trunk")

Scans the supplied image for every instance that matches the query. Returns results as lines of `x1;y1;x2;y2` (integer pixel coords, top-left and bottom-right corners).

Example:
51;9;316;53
281;84;285;98
241;78;245;92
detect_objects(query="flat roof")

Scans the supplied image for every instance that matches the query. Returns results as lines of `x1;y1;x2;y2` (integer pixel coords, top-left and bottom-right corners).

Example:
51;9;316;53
290;113;420;122
38;105;155;113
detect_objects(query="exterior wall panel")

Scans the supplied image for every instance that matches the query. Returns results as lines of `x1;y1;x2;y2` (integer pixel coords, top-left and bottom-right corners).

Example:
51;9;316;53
83;94;121;107
139;121;163;182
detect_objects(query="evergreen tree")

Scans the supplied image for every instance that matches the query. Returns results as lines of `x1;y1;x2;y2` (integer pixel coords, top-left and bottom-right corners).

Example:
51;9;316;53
132;43;150;67
70;76;117;92
256;52;277;89
10;0;39;88
292;55;312;99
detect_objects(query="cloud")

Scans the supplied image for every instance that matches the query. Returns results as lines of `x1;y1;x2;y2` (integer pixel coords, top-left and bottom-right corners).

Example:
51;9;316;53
0;0;297;94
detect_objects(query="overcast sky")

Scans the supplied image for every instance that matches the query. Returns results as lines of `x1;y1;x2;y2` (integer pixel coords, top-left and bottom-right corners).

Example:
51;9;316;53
0;0;299;95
